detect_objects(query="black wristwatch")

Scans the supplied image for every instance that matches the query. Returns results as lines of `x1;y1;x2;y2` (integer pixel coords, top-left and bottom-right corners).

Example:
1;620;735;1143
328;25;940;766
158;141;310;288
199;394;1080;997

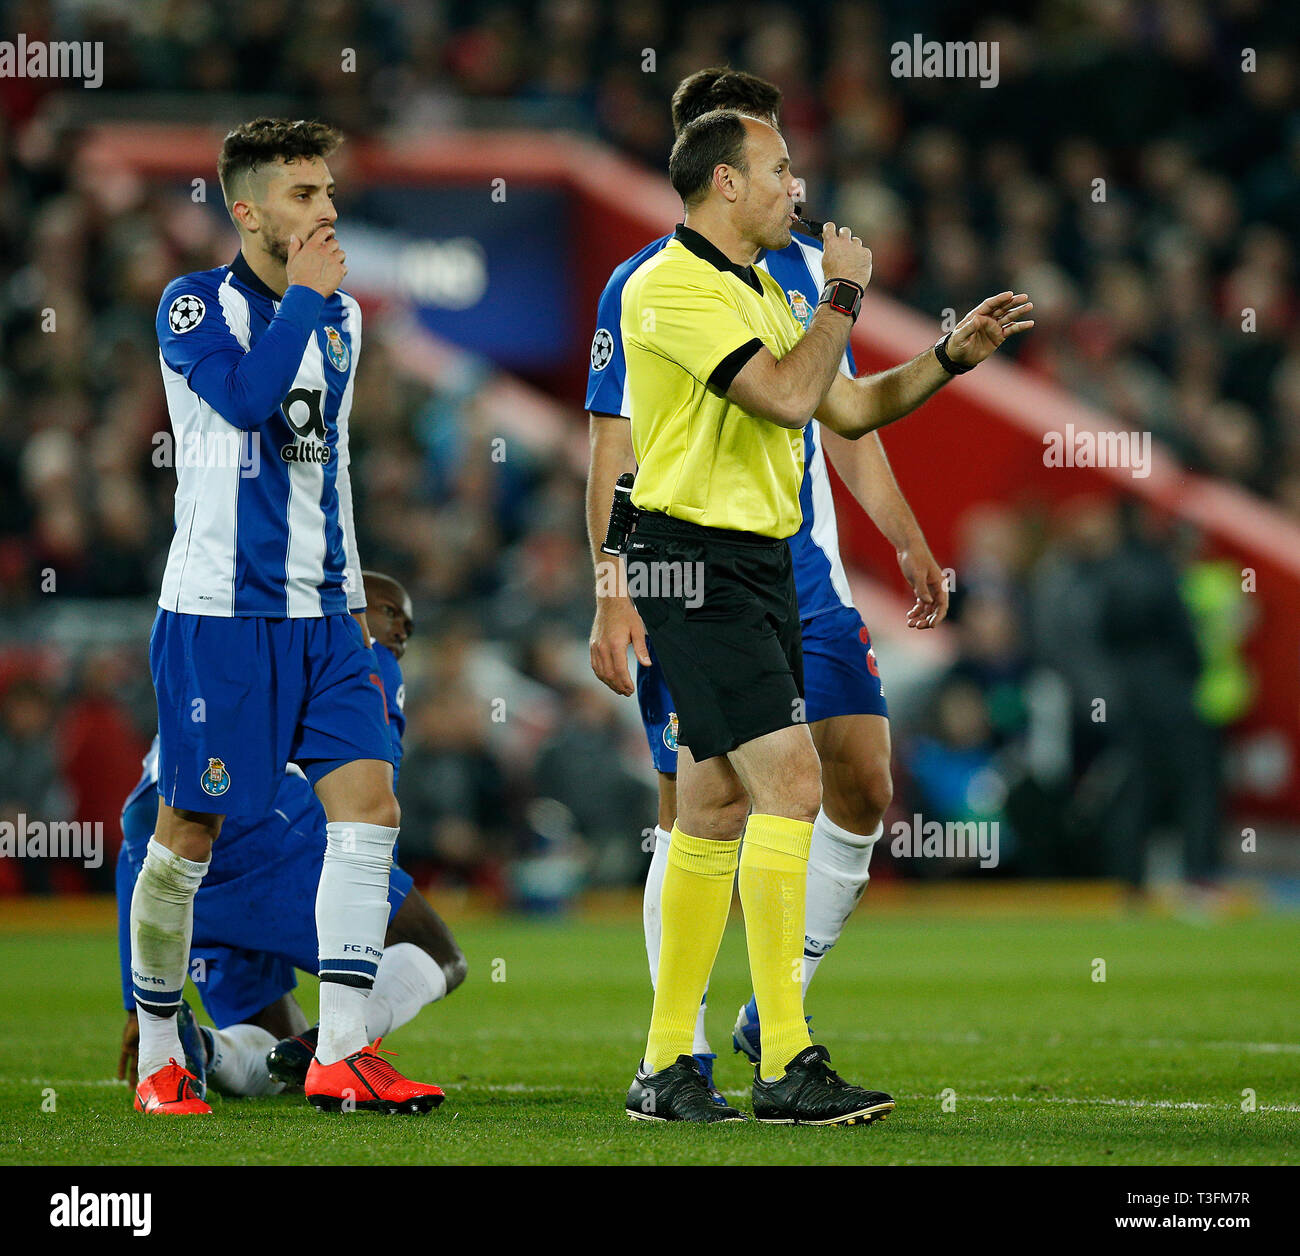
933;330;975;375
818;278;864;323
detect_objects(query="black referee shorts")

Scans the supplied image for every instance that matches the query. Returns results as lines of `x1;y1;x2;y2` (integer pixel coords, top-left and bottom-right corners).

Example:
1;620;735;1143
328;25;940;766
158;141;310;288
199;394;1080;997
627;511;804;762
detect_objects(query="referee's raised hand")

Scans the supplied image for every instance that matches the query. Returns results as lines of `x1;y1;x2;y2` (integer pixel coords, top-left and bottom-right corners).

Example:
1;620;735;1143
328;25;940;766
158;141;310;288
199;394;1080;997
287;224;348;298
821;222;872;291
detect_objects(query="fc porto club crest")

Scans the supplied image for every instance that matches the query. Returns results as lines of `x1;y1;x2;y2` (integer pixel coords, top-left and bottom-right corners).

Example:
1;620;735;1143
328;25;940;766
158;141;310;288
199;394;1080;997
200;757;231;797
323;325;350;372
787;290;812;326
663;712;679;752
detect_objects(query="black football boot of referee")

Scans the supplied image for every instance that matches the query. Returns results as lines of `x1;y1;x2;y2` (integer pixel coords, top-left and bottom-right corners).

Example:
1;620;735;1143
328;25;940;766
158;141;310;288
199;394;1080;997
626;1055;746;1123
752;1045;894;1126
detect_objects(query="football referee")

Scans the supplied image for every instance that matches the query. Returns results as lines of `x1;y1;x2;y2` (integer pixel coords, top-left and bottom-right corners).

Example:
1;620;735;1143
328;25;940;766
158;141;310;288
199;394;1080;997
619;110;991;1125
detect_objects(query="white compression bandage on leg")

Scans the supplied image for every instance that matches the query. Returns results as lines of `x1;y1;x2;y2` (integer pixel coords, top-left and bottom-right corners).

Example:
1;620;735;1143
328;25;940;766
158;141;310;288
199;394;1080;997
131;837;209;1081
207;1023;285;1097
365;942;448;1039
315;821;397;1065
802;812;883;995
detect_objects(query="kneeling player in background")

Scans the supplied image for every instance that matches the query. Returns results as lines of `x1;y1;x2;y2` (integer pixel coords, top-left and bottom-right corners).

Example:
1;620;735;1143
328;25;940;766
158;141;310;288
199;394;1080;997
116;573;466;1100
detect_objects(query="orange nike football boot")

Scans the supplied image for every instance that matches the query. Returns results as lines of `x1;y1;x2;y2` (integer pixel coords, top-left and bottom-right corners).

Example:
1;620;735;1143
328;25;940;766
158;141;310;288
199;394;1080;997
305;1039;444;1114
134;1059;212;1115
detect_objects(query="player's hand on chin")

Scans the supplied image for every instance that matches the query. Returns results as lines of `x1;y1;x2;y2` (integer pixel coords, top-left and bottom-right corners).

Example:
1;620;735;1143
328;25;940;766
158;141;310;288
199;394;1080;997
946;292;1035;368
286;224;348;298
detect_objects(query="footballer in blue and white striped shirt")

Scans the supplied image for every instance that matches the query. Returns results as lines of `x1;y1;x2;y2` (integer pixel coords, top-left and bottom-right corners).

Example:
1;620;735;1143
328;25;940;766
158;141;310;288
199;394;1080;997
131;118;442;1117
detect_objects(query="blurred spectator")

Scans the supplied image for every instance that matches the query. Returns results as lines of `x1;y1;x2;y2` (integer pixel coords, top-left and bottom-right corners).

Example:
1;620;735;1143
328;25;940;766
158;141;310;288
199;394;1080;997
0;677;70;892
1031;500;1222;890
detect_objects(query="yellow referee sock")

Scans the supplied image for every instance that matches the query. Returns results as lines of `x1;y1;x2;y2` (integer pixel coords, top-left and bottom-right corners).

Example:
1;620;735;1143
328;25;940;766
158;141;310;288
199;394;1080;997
739;812;815;1080
644;826;740;1074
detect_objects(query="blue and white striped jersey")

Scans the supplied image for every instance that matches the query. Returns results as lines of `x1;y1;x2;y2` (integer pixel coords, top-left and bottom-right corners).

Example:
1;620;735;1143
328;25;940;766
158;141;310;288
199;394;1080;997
154;252;365;618
586;231;855;623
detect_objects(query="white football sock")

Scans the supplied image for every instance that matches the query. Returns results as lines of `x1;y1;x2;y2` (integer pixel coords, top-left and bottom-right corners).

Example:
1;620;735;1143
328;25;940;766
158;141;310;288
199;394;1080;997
131;837;209;1081
645;824;713;1054
802;812;881;996
207;1023;285;1097
366;942;448;1039
315;821;397;1065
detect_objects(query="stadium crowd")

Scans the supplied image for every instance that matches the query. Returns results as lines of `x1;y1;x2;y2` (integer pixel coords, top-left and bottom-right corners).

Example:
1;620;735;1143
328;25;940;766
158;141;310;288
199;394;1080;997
1;0;1285;894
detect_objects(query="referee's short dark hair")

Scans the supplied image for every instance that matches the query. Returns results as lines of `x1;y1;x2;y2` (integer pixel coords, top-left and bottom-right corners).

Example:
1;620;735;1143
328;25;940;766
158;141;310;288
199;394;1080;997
671;67;783;135
670;110;751;208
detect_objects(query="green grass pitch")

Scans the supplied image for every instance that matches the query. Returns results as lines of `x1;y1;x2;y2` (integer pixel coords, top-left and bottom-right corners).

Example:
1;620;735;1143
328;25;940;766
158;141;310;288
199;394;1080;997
1;904;1297;1165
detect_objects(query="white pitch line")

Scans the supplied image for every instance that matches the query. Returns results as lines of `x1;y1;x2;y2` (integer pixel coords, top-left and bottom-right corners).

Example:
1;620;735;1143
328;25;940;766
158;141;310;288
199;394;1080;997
9;1079;1298;1113
835;1031;1300;1055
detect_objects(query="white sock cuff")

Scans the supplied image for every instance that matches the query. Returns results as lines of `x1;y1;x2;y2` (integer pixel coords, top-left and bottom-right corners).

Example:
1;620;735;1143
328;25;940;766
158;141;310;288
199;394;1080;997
810;812;881;882
324;821;398;865
143;837;209;888
655;825;672;848
815;811;883;849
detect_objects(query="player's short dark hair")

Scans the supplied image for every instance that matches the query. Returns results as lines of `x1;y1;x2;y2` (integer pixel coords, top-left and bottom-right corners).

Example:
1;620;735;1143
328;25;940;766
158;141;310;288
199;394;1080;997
670;110;751;208
217;118;342;206
671;67;782;135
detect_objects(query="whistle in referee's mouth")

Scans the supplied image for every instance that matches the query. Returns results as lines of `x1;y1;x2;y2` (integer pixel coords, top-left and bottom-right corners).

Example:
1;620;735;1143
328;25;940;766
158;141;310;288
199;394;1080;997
791;205;827;238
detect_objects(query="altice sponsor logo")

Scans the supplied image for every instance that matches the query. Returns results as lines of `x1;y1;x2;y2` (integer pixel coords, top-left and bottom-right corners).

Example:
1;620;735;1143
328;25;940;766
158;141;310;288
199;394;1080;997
0;816;103;870
49;1188;151;1237
0;35;103;89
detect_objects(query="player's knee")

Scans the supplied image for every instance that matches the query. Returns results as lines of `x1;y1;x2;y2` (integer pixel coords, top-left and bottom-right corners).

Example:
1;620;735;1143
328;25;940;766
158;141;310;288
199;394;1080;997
444;948;468;994
351;791;400;829
376;794;401;829
850;759;892;828
863;760;893;821
823;756;892;833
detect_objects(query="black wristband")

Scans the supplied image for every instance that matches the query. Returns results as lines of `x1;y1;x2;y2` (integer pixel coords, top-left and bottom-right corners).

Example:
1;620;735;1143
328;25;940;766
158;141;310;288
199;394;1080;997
933;330;974;375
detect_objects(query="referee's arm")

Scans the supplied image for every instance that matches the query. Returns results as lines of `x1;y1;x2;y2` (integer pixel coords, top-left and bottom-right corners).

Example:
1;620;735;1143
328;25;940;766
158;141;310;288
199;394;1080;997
724;302;854;428
814;289;1036;438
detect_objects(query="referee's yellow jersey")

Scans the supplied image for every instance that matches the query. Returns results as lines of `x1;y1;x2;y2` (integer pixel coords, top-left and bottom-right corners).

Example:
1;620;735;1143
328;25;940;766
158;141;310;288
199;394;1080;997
621;224;807;539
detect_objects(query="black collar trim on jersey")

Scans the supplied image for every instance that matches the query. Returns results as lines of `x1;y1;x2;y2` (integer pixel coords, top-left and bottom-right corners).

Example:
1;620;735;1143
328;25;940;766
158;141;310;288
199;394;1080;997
229;251;284;303
674;224;763;294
